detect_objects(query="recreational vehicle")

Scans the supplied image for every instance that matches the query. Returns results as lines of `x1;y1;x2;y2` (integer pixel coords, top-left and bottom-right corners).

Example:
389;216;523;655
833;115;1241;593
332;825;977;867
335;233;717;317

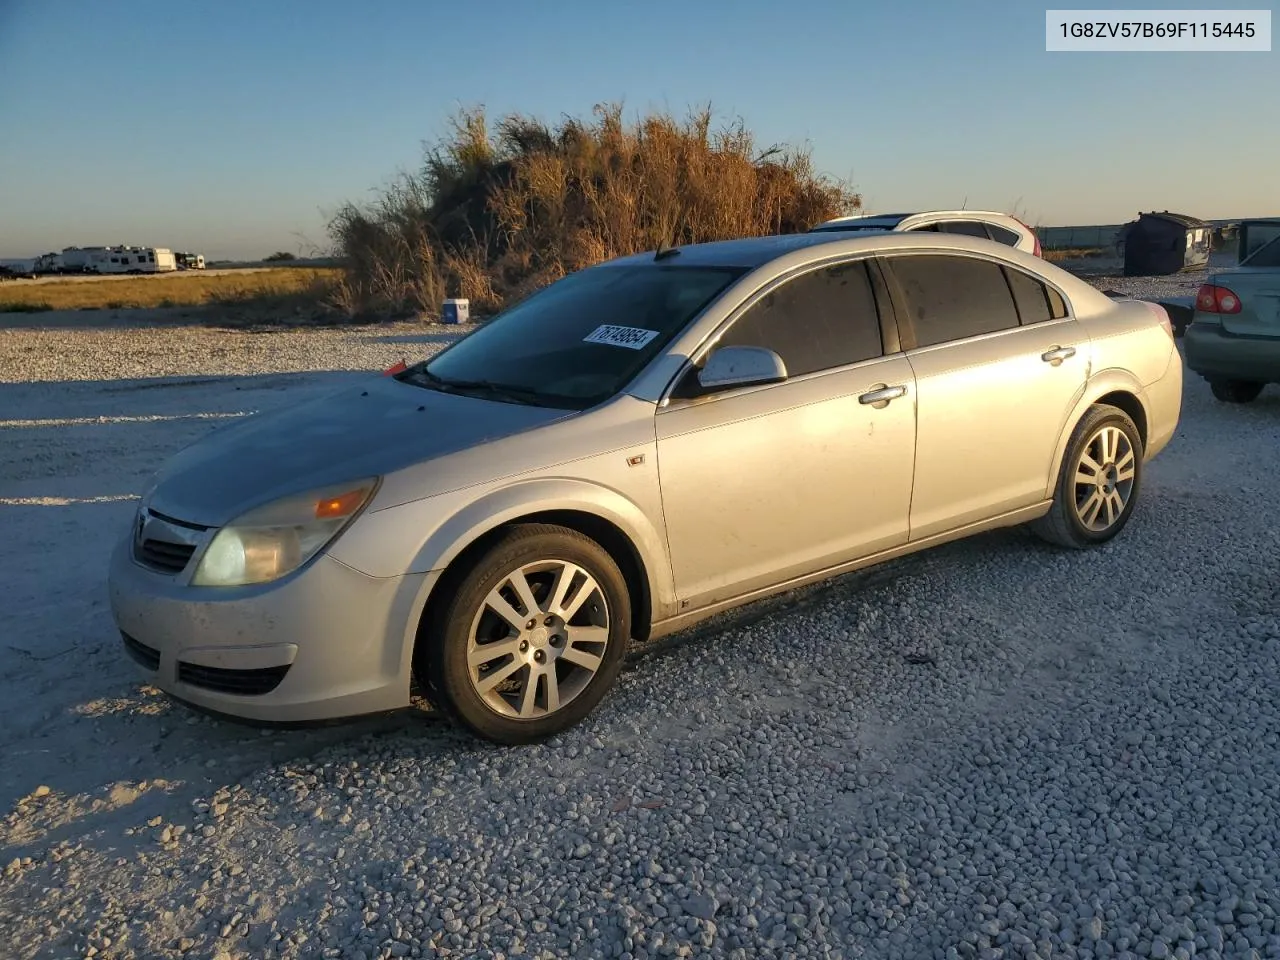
83;247;178;274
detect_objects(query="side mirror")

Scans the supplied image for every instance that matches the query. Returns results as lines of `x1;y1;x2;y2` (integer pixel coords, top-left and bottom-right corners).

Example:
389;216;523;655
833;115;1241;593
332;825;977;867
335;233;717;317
697;345;788;391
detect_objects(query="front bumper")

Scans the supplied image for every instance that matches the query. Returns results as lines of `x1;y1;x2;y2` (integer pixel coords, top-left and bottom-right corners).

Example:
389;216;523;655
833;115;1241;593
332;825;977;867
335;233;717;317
1184;322;1280;383
108;535;433;722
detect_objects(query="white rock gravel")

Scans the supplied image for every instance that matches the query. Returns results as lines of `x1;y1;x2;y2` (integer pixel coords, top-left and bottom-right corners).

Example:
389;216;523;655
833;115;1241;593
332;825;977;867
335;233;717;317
1072;250;1237;303
2;312;1279;960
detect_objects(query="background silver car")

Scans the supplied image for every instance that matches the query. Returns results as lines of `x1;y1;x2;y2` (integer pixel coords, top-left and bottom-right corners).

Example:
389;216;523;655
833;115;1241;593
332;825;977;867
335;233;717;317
110;231;1182;744
809;210;1042;256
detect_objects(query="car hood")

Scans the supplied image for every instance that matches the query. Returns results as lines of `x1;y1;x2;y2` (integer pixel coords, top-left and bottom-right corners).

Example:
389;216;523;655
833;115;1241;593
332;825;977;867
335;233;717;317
145;375;578;527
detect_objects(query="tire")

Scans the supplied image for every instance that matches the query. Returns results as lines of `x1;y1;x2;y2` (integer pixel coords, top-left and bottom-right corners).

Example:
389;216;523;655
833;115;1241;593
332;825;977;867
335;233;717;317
1030;403;1144;550
417;523;631;745
1209;379;1264;404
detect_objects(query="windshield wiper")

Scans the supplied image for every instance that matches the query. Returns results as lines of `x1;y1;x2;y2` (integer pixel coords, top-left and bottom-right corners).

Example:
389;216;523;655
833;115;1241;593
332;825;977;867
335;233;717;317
403;368;545;406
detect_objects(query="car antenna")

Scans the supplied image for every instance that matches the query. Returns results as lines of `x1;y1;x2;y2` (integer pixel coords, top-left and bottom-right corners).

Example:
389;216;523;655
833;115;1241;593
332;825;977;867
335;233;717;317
654;238;681;261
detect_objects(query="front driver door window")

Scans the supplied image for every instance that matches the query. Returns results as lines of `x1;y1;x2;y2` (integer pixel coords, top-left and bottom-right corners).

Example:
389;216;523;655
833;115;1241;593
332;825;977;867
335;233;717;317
655;259;918;611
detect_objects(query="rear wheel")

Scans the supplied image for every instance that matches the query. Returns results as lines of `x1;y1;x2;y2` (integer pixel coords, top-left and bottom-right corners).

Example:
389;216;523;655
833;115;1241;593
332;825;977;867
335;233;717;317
417;523;630;745
1031;404;1143;550
1209;379;1264;404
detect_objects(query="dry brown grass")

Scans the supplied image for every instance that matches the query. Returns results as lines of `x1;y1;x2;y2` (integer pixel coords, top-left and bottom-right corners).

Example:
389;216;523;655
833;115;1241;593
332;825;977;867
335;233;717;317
0;269;341;315
1044;247;1108;263
328;104;860;320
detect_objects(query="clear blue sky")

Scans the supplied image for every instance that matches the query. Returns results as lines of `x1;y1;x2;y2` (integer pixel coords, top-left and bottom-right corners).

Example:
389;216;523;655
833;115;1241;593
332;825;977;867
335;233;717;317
1;0;1276;259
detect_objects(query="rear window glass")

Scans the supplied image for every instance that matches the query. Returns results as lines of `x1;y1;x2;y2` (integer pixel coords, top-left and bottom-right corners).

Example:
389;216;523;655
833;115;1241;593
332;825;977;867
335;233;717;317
1245;235;1280;268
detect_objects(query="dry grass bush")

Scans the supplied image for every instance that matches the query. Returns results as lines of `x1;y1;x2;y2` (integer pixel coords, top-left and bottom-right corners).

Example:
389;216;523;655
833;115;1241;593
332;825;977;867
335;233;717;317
0;268;340;315
329;104;860;320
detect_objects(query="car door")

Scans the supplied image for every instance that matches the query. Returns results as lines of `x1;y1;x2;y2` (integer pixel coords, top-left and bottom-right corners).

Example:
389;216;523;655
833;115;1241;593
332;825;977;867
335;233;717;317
879;251;1086;541
655;258;917;612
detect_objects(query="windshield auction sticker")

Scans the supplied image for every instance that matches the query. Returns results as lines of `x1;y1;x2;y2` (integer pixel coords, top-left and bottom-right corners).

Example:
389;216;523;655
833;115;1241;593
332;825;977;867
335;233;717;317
583;325;661;349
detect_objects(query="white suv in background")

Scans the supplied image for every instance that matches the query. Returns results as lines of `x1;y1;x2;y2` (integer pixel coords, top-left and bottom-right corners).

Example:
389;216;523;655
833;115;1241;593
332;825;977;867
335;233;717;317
810;210;1042;257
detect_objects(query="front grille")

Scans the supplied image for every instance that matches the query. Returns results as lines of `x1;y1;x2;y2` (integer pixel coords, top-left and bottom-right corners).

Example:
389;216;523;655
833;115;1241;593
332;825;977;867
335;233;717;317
121;632;160;671
132;508;207;575
135;538;197;573
177;661;291;696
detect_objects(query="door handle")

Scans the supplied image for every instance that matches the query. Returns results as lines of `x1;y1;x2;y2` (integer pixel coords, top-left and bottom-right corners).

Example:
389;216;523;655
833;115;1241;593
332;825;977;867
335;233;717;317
1041;345;1076;365
858;384;907;407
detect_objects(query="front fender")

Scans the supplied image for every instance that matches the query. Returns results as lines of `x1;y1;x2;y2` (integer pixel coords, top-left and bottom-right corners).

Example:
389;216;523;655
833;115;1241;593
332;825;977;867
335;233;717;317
330;476;677;620
1043;368;1151;500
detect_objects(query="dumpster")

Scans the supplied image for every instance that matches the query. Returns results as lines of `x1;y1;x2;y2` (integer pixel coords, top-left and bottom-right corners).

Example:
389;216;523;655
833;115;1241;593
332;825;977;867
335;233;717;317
1122;211;1212;276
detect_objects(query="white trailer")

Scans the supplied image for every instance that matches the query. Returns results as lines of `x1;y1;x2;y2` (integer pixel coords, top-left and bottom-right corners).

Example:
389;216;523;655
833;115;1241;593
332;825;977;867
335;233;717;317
83;246;178;274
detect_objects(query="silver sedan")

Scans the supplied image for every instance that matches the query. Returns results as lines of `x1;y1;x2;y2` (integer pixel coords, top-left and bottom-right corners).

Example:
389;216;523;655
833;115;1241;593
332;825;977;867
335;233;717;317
109;231;1183;744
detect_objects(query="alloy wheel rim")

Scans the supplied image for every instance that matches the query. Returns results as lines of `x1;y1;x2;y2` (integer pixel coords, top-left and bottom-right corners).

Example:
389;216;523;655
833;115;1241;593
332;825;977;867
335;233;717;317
1073;425;1136;532
466;559;609;719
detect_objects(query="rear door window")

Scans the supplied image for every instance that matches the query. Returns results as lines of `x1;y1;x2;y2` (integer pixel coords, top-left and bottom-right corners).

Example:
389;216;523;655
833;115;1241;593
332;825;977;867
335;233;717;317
714;260;885;377
885;254;1021;348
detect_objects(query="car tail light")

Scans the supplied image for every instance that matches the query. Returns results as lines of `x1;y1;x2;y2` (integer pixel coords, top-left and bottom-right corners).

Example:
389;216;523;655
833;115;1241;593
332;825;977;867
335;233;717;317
1013;217;1042;257
1195;284;1242;314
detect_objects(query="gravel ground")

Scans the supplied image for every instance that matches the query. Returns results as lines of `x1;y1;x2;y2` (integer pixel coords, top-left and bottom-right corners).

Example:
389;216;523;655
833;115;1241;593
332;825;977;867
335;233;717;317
1057;251;1236;303
2;309;1280;960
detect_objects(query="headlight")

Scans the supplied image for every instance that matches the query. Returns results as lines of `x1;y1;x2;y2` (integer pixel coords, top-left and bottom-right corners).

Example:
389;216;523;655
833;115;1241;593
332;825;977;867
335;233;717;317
191;479;379;587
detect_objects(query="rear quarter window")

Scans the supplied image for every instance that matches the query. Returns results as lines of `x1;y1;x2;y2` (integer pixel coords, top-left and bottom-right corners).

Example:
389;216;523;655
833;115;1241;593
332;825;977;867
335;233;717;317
1002;266;1064;325
986;224;1022;246
1047;285;1068;319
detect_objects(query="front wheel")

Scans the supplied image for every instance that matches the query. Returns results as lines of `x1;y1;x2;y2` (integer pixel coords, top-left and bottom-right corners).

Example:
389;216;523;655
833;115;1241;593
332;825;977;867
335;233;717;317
417;523;631;745
1030;403;1144;550
1209;379;1264;404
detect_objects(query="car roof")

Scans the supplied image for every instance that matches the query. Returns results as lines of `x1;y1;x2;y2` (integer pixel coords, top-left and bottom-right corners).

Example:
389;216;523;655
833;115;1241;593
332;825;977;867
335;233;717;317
601;229;1030;271
821;210;1018;225
604;232;851;269
816;213;912;228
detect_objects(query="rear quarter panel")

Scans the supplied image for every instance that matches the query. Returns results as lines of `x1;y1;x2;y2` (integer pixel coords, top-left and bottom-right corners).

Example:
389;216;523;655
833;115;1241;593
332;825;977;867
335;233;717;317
1074;297;1175;389
1039;291;1181;496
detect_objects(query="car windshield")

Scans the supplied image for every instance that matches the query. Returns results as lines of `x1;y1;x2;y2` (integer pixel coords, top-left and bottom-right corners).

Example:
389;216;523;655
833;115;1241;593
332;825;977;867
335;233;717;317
407;263;745;409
